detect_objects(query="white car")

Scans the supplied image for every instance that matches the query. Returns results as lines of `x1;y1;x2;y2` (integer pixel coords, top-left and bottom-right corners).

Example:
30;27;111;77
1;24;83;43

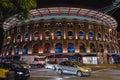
45;61;58;70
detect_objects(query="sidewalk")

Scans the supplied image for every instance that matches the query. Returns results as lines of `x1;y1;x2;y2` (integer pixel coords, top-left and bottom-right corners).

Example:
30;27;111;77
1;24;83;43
86;64;120;71
90;66;112;71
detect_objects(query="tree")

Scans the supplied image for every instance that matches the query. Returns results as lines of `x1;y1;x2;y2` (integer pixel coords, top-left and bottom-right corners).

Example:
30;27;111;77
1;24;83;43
0;0;37;24
0;0;37;53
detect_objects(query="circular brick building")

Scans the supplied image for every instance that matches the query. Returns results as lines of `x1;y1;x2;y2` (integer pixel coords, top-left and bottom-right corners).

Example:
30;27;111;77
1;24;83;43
1;7;120;64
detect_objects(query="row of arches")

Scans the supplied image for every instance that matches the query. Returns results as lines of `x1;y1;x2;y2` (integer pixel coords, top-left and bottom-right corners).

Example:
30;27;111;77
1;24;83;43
16;31;111;41
9;43;116;55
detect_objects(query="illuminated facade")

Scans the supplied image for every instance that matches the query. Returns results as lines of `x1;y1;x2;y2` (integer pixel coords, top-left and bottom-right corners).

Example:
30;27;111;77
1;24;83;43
1;7;120;64
118;32;120;51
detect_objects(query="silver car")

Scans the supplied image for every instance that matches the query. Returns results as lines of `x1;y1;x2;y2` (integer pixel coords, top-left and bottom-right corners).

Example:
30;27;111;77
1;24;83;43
45;61;58;70
57;61;92;77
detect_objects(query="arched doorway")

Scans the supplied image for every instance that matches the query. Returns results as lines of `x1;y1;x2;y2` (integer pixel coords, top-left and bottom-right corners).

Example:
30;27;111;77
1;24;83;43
22;44;28;54
80;42;86;53
32;44;39;54
15;46;19;54
55;43;62;53
44;43;50;53
68;43;74;53
90;43;96;53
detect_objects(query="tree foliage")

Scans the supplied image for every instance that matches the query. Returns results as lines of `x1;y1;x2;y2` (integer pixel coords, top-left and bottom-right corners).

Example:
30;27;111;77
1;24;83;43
0;0;37;21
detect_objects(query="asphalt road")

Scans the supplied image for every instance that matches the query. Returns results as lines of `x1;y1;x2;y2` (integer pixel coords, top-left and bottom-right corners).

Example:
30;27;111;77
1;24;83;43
28;68;120;80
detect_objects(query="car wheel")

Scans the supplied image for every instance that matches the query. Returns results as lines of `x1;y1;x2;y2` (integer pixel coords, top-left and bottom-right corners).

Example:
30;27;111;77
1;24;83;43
52;66;56;70
58;69;62;75
77;71;82;77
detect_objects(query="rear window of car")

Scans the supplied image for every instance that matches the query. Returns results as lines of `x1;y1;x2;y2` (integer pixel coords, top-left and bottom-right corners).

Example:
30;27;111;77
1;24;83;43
59;61;74;66
59;62;67;65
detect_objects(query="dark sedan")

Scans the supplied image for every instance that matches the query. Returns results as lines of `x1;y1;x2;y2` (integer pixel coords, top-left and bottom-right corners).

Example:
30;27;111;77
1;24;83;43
0;62;30;80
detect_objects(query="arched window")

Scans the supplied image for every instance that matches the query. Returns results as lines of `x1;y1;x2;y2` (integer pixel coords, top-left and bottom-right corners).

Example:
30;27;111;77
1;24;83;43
78;24;84;28
44;43;50;53
88;25;94;29
32;44;39;53
55;31;62;36
68;43;74;53
110;36;112;40
22;44;28;54
67;23;73;28
56;23;62;28
55;43;62;53
34;24;39;29
90;43;96;52
68;31;73;36
34;31;39;39
98;33;101;39
89;32;94;38
17;34;21;40
45;31;50;36
15;46;19;54
24;33;29;40
80;43;86;53
106;45;110;53
44;23;50;28
16;34;21;42
99;44;104;52
111;45;115;53
9;46;12;55
105;34;108;40
79;31;84;38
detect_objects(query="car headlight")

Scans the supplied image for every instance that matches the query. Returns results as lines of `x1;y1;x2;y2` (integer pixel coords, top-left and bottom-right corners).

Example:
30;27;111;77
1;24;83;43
17;72;23;75
24;66;27;68
85;69;89;72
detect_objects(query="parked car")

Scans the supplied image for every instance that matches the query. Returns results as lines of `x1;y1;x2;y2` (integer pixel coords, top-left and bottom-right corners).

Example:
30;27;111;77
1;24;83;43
0;62;30;80
0;64;9;80
2;60;31;69
14;60;31;69
45;61;58;70
20;55;46;68
57;61;92;77
20;61;31;69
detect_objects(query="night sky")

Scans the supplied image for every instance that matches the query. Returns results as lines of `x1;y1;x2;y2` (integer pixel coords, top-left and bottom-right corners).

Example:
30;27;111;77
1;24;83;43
0;0;120;52
37;0;120;31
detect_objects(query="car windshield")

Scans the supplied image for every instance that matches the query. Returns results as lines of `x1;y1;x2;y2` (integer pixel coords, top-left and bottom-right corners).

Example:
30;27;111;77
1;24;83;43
59;61;74;67
72;61;84;66
12;63;23;68
0;62;23;70
68;62;74;67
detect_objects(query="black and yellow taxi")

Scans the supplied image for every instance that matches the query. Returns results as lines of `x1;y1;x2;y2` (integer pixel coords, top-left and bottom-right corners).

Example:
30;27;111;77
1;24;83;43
0;61;30;80
0;64;9;79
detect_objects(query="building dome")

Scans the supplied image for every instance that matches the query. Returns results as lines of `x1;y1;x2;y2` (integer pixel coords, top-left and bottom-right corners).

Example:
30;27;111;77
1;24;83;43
1;7;120;64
